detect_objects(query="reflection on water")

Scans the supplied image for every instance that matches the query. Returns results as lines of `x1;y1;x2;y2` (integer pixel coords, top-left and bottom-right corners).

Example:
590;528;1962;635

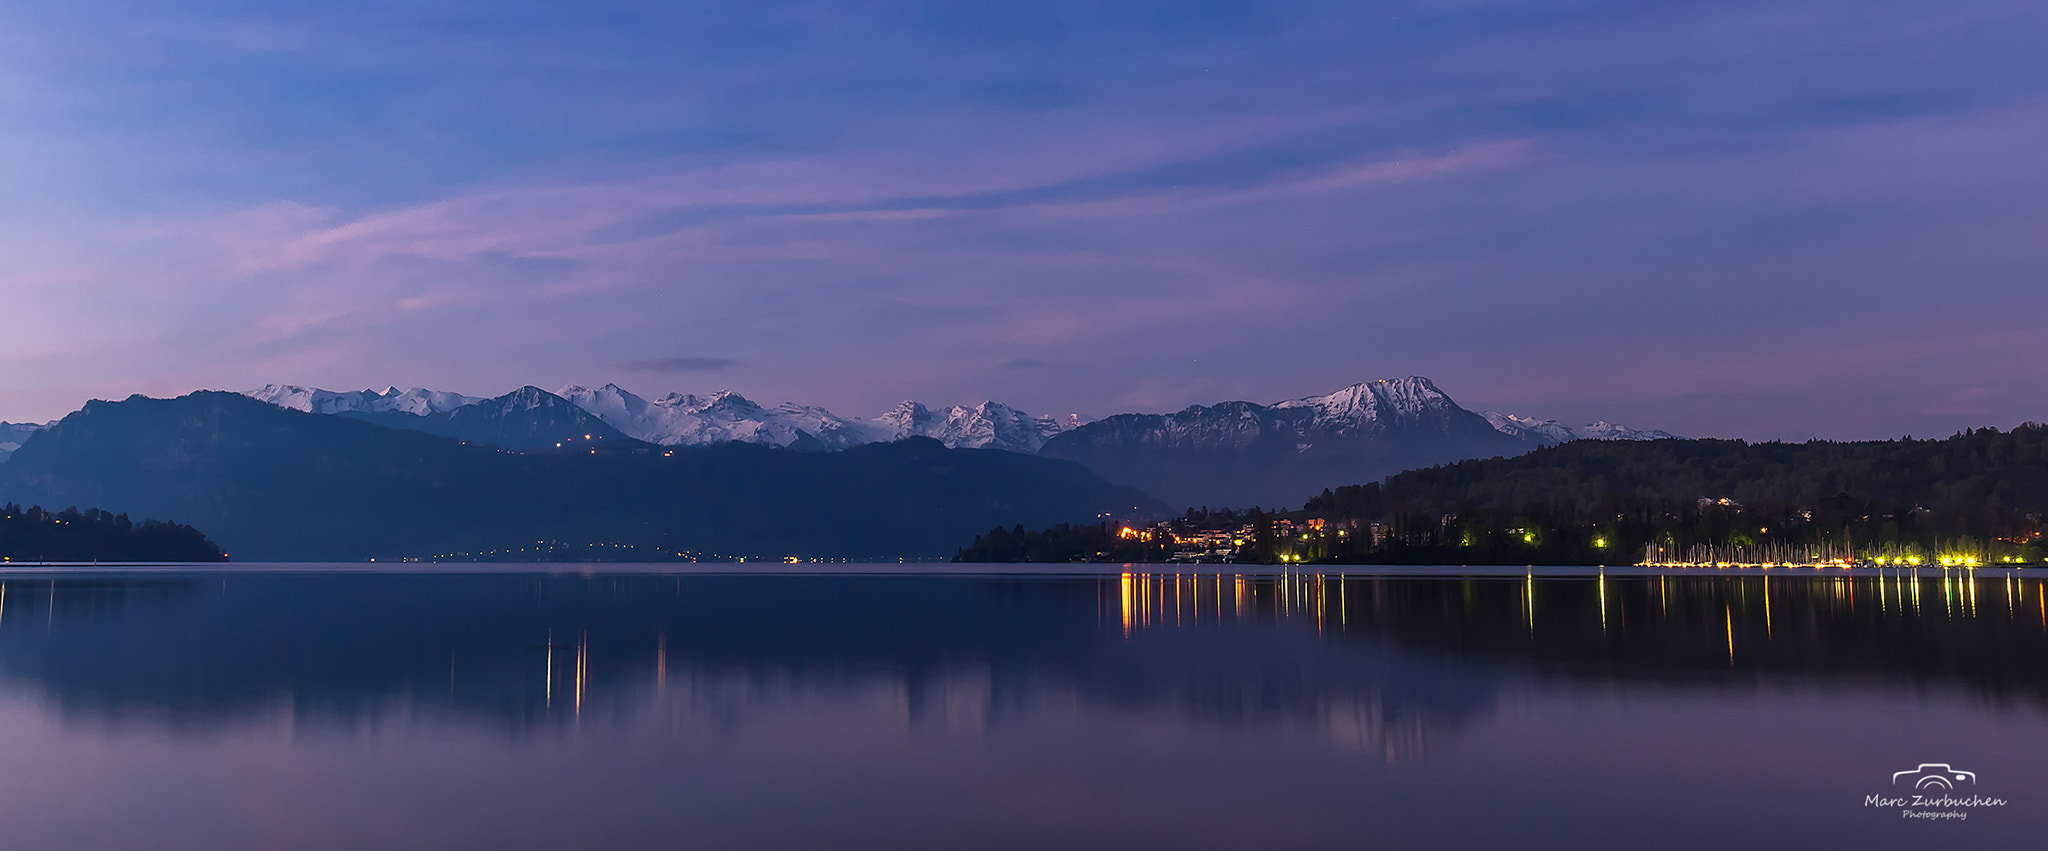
0;568;2045;850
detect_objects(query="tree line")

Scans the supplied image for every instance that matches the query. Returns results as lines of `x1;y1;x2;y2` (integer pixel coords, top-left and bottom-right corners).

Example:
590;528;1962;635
953;522;1170;563
0;504;227;563
958;426;2048;565
1299;426;2048;564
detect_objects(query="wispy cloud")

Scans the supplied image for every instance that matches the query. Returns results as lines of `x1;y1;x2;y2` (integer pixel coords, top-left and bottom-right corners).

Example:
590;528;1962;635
624;356;740;374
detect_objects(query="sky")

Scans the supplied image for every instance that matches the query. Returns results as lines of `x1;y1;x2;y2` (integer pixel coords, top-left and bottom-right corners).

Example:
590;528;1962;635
0;0;2043;440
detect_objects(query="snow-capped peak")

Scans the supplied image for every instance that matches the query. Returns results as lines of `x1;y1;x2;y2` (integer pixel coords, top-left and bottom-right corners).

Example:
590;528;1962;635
1483;411;1677;446
1270;376;1461;430
855;400;1090;453
558;384;651;426
233;377;1679;458
553;385;1088;452
556;388;849;448
240;384;482;416
873;401;934;437
493;386;563;412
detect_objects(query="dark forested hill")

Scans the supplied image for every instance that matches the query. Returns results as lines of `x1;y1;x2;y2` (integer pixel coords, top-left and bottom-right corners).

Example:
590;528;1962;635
1;504;225;562
0;392;1167;561
1315;427;2048;518
1291;426;2048;565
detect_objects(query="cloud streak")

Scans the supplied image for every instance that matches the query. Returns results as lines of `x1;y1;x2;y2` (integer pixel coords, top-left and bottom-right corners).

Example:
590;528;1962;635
624;357;741;374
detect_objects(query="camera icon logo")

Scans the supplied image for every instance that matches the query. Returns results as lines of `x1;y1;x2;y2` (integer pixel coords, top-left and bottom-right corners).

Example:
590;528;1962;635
1892;764;1976;790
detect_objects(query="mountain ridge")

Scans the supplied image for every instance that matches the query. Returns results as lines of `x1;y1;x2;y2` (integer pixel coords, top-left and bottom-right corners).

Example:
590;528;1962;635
210;375;1679;508
341;386;637;452
1040;377;1535;508
0;391;1165;561
225;377;1672;457
0;421;54;464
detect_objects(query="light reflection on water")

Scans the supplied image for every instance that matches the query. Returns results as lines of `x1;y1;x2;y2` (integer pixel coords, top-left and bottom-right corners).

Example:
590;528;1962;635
0;567;2044;850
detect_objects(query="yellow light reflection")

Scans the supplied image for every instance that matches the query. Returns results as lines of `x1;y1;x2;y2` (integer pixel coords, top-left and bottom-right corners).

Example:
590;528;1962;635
575;630;587;717
1120;573;1133;637
1725;603;1735;664
1597;570;1607;633
1525;571;1535;633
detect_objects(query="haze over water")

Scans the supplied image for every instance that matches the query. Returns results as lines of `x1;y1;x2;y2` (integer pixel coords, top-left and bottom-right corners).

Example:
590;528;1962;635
0;566;2042;850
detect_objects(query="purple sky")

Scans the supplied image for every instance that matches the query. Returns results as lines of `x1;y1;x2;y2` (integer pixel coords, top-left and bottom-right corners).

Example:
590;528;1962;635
1;1;2043;439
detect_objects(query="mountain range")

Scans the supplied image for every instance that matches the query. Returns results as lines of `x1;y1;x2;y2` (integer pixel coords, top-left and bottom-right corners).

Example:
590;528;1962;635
2;376;1676;515
243;377;1670;508
0;392;1163;561
242;383;1092;454
237;378;1668;453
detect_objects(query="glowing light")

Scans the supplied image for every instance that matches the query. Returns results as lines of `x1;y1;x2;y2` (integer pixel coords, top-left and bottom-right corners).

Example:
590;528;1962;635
1119;573;1133;636
1597;570;1607;631
1725;604;1735;664
1524;571;1535;632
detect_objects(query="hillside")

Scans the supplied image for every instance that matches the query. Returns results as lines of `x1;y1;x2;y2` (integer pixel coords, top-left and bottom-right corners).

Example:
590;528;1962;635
1322;427;2048;517
1295;426;2048;565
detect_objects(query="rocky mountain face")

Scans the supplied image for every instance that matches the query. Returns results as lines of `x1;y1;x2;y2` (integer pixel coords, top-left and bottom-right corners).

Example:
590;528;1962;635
1039;378;1535;509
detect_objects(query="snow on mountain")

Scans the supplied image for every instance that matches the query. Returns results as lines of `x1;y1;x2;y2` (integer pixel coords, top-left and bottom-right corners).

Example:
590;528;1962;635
1047;377;1504;459
560;384;1085;452
870;401;933;441
1038;377;1523;509
555;384;650;432
1483;412;1677;446
241;384;482;416
237;377;1677;458
865;400;1084;453
559;385;860;449
1270;377;1469;434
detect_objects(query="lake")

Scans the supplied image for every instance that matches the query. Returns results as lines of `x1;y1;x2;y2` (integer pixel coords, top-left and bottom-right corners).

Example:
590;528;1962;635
0;565;2042;850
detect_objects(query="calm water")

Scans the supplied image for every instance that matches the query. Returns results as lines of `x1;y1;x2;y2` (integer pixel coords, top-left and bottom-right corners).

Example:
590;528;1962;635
0;565;2043;850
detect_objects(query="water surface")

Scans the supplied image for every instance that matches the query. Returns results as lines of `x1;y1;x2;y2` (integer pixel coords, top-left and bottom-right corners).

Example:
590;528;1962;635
0;566;2042;849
